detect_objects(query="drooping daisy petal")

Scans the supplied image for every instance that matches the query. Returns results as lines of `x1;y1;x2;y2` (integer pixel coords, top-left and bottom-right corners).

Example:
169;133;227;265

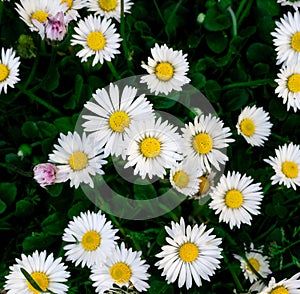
62;210;119;268
277;0;300;10
193;171;216;199
264;142;300;190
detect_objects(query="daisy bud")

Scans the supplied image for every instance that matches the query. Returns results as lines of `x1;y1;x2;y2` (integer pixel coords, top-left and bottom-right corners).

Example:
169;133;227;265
33;163;58;188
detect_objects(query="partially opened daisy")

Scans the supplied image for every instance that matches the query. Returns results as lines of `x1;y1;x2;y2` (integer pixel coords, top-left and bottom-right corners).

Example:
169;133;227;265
277;0;300;10
48;131;107;189
82;83;155;159
61;0;85;20
181;113;234;172
62;210;119;268
123;117;183;179
140;43;190;95
194;171;216;199
4;250;70;294
259;273;300;294
271;10;300;66
71;14;122;66
236;105;273;146
86;0;133;22
209;171;264;229
0;48;20;94
90;242;150;293
264;142;300;190
155;217;223;290
275;64;300;112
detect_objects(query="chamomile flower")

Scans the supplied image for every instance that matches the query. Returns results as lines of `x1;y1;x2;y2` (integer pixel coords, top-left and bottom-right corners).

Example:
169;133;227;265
61;0;85;20
71;14;122;66
275;64;300;112
123;117;183;179
277;0;300;10
90;242;150;293
271;10;300;66
259;273;300;294
264;142;300;190
209;171;264;229
140;43;190;95
62;210;119;268
181;113;234;172
82;83;155;159
86;0;133;22
4;250;70;294
236;105;273;146
48;131;107;189
155;217;223;290
0;48;20;94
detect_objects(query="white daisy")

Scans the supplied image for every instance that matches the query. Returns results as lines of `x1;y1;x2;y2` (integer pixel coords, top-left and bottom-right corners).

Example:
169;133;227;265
259;273;300;294
155;217;223;290
209;171;264;229
90;242;150;293
15;0;68;32
169;158;203;197
4;250;70;294
271;10;300;66
277;0;300;10
140;43;190;95
236;105;273;146
62;210;119;268
264;142;300;190
123;117;183;179
181;113;235;172
71;14;122;66
275;64;300;112
82;83;155;159
48;131;107;189
86;0;133;22
0;48;20;94
61;0;85;20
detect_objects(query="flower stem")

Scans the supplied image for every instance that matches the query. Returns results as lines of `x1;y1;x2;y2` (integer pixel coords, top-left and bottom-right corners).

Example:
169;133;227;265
222;79;274;90
227;6;237;37
106;61;120;80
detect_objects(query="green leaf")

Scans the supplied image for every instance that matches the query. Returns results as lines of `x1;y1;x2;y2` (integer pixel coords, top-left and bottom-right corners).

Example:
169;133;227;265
222;88;249;111
46;183;64;197
204;6;232;31
275;205;288;219
68;201;90;219
204;80;222;102
269;98;287;121
0;200;7;215
22;232;56;252
246;43;274;65
37;121;58;138
256;0;280;17
54;117;75;134
41;212;67;235
133;179;157;200
149;95;178;109
64;74;84;110
134;21;151;34
206;31;228;53
190;73;206;89
15;199;34;217
22;121;39;139
41;65;60;92
0;182;17;206
253;63;270;77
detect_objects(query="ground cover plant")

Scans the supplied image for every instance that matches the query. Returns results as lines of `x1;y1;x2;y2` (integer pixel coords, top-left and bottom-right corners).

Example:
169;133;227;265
0;0;300;293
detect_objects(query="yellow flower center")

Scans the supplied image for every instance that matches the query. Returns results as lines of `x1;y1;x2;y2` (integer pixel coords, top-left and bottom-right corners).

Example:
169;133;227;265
87;31;106;51
287;74;300;93
69;152;88;171
81;230;101;251
109;111;131;132
291;31;300;52
27;272;49;294
99;0;118;11
193;133;213;154
110;262;132;284
198;176;210;195
140;137;161;158
225;189;243;209
282;161;299;178
270;286;289;294
31;10;48;23
179;242;199;262
240;118;256;137
173;170;190;189
61;0;73;8
0;64;9;82
246;257;260;274
155;62;174;81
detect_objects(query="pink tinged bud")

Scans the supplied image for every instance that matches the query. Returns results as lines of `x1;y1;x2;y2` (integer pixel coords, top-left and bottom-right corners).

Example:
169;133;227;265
45;12;70;41
33;163;58;188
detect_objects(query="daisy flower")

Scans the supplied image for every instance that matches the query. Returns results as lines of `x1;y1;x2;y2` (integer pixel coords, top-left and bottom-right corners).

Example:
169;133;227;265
181;113;235;172
86;0;133;22
259;273;300;294
277;0;300;10
61;0;85;20
264;142;300;190
275;64;300;112
169;158;203;197
15;0;68;32
82;83;155;159
236;105;273;146
209;171;264;229
271;10;300;66
155;217;223;290
123;117;183;179
71;14;122;66
62;210;119;268
0;48;20;94
90;242;150;293
4;250;70;294
140;43;190;95
48;131;107;189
